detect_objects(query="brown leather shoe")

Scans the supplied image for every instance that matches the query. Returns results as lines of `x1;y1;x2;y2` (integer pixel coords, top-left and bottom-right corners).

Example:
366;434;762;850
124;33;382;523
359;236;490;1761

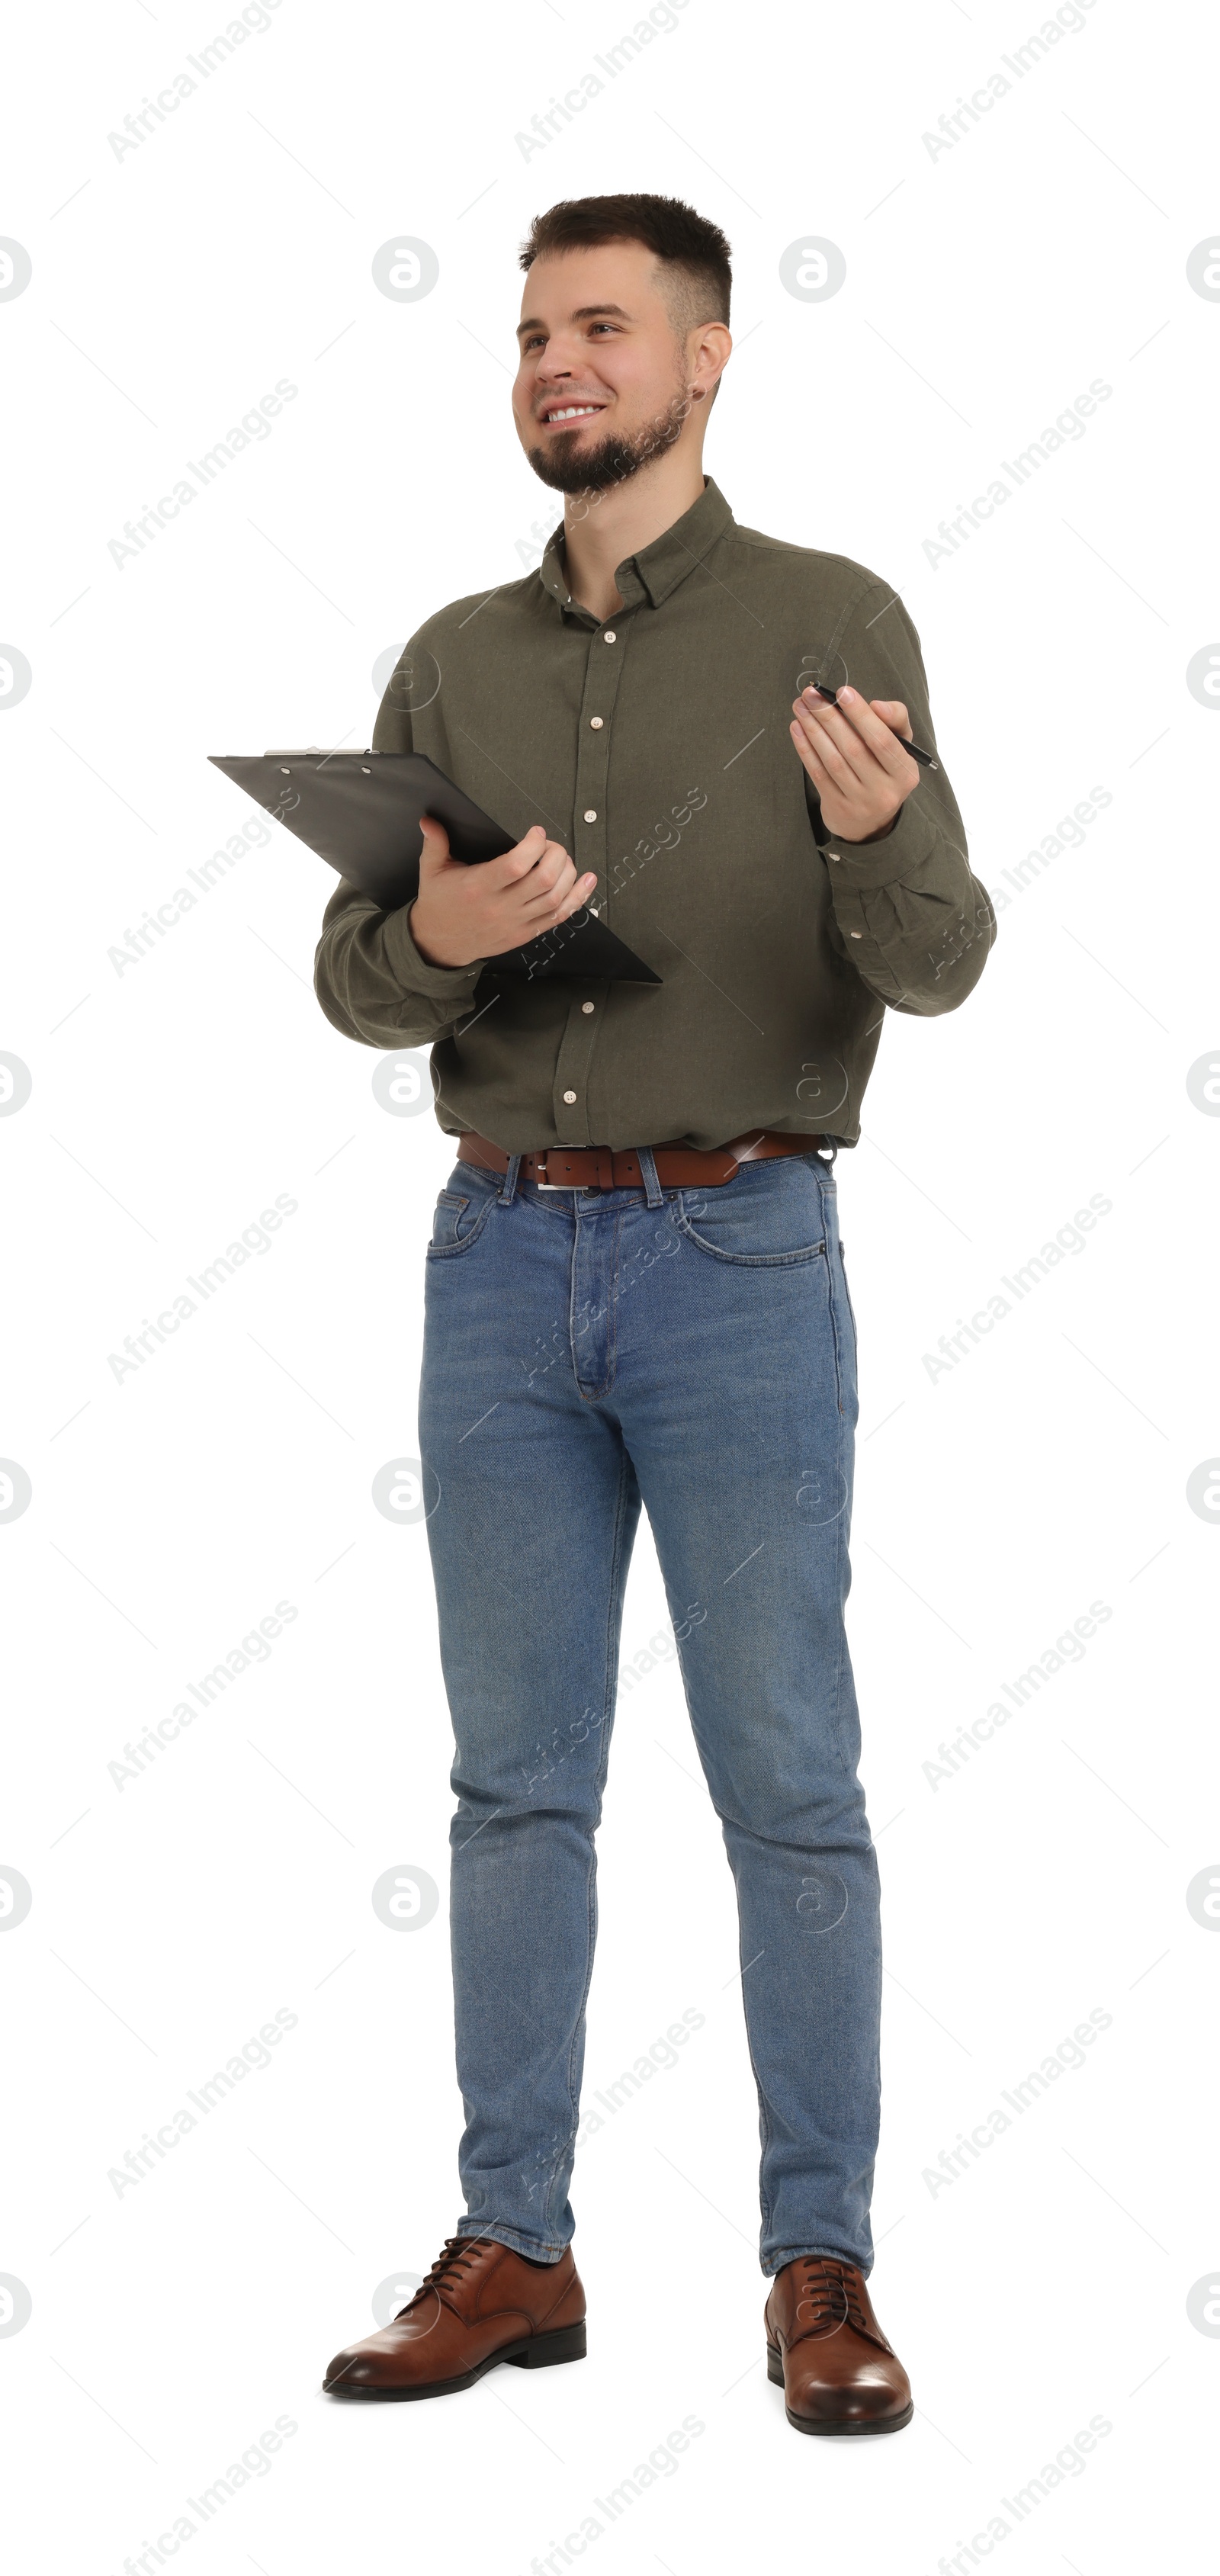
765;2254;913;2435
323;2236;586;2401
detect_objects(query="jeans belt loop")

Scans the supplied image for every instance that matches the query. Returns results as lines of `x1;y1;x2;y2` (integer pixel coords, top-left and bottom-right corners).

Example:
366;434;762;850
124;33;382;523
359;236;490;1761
636;1147;665;1209
497;1153;522;1204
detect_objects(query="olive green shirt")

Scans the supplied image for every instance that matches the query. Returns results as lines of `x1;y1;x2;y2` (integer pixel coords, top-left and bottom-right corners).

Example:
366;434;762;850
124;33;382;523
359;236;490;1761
313;477;994;1150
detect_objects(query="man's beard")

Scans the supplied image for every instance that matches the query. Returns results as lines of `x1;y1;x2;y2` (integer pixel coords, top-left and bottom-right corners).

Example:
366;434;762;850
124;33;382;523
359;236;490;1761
525;383;692;497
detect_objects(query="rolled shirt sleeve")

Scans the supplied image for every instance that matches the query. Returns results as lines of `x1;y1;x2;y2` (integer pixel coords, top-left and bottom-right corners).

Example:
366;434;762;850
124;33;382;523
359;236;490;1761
312;634;487;1049
811;583;997;1017
313;879;485;1050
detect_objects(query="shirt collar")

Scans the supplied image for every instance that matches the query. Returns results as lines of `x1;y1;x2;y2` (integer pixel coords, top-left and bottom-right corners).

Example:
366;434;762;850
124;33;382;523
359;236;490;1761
538;476;735;618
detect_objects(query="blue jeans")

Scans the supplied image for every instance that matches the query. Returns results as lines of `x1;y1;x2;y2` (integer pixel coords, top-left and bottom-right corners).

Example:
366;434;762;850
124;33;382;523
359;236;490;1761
419;1146;881;2279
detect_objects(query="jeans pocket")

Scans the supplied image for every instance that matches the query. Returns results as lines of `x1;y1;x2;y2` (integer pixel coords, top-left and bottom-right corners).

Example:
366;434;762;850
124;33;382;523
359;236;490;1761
840;1241;859;1351
673;1157;830;1266
426;1178;497;1258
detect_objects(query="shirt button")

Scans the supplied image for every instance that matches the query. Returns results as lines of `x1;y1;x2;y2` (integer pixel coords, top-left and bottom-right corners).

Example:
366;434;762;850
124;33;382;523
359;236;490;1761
581;1000;595;1013
849;930;863;939
603;630;616;644
583;808;597;822
589;716;603;728
828;851;841;862
563;1089;577;1104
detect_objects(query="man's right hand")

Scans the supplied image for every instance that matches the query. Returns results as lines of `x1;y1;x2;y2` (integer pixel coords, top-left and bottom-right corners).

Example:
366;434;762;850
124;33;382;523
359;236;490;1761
407;816;598;967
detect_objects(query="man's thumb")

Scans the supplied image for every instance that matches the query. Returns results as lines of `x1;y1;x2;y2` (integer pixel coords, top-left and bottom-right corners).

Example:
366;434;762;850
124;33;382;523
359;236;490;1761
418;813;451;870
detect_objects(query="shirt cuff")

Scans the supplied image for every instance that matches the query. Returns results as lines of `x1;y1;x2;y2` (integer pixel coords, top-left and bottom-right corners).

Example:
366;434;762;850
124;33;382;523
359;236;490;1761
381;901;486;998
823;789;939;890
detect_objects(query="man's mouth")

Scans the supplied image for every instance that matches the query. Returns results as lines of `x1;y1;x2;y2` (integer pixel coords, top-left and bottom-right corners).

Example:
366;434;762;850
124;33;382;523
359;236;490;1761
540;402;607;429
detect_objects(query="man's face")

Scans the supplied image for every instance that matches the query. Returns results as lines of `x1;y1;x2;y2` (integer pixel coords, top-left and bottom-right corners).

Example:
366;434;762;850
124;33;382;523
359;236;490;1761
512;241;704;496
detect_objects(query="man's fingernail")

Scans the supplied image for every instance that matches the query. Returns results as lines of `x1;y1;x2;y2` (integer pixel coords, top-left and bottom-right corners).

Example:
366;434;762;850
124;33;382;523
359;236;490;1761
838;686;856;702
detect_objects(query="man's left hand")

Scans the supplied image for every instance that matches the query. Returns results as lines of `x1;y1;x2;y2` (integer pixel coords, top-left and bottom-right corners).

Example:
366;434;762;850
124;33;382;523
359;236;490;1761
789;686;920;845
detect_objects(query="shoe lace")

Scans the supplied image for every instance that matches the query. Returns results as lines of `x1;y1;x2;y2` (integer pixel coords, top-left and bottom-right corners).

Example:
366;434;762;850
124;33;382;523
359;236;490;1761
795;2256;875;2340
396;2236;493;2317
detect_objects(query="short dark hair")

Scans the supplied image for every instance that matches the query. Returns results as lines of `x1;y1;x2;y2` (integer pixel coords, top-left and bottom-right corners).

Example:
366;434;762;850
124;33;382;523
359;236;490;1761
518;192;732;336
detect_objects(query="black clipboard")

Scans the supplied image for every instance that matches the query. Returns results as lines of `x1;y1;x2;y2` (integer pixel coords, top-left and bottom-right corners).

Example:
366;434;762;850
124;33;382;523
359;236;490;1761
207;748;661;984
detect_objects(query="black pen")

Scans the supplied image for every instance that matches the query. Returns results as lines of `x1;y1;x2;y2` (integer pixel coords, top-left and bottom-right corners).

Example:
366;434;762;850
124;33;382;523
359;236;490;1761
804;682;938;771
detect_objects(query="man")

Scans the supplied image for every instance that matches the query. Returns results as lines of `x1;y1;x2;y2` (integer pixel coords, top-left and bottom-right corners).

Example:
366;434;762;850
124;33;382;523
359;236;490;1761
318;194;994;2433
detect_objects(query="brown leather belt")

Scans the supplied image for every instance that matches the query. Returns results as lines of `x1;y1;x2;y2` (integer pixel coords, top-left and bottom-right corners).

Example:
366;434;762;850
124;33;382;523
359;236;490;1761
455;1128;827;1191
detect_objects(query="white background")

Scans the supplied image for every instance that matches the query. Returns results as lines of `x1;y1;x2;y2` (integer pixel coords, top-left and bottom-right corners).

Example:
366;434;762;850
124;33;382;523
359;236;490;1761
2;0;1218;2568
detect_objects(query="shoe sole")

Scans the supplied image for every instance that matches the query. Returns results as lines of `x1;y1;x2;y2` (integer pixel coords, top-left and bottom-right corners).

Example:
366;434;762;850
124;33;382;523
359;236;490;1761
766;2342;913;2436
323;2319;587;2401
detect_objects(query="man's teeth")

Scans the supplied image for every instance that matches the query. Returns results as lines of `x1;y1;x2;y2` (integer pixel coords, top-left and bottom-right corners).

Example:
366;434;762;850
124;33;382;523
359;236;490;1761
547;405;600;422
